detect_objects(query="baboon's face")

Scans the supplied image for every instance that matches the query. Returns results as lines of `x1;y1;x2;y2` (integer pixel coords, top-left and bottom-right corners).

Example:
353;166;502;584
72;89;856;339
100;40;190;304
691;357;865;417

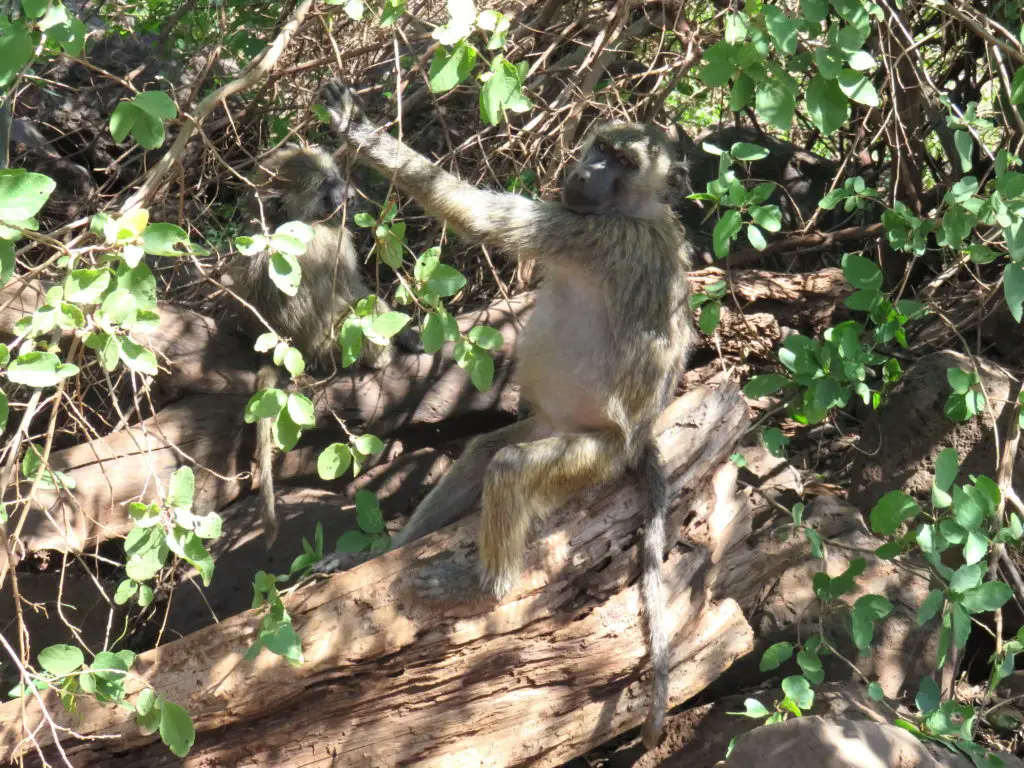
261;146;351;224
562;124;680;219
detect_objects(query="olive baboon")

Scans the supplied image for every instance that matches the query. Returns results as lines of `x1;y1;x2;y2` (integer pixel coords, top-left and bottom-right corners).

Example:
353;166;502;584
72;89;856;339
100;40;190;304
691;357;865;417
230;143;407;547
316;79;694;748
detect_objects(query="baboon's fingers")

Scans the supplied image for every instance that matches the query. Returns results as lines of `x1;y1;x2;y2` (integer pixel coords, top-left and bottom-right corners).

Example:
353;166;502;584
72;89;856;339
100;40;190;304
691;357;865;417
311;549;373;575
320;78;361;134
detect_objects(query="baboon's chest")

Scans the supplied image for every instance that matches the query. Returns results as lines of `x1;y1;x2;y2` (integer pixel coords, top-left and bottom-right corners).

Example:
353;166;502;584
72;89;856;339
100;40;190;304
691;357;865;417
516;270;612;429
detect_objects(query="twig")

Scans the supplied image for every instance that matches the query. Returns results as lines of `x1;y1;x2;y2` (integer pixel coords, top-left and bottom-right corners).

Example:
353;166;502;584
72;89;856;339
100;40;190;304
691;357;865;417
120;0;316;211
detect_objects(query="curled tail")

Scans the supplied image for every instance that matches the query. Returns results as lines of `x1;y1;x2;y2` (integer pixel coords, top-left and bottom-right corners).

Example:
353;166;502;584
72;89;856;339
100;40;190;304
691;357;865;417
638;440;670;749
256;364;279;549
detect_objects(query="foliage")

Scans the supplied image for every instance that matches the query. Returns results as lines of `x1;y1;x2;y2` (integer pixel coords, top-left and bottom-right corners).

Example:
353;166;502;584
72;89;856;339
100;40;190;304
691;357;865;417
1;0;1023;761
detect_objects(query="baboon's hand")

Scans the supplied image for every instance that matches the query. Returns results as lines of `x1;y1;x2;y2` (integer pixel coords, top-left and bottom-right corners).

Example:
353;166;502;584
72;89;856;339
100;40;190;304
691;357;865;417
320;78;368;137
311;549;373;575
395;325;424;355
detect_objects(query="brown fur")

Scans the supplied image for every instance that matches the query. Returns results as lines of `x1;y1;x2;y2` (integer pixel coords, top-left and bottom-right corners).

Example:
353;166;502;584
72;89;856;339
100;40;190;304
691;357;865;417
319;80;693;747
230;144;398;547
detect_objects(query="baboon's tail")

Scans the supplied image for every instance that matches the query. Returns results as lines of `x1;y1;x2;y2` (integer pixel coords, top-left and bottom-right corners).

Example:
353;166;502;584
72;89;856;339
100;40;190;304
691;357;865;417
256;364;279;549
638;440;670;749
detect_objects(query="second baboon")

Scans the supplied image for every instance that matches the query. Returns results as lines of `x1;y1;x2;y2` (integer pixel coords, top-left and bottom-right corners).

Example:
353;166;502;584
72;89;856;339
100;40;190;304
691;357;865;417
230;144;405;547
317;79;694;748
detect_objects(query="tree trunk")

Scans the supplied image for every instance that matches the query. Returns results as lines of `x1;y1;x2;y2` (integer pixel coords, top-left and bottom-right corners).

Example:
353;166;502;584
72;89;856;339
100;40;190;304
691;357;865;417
2;381;755;767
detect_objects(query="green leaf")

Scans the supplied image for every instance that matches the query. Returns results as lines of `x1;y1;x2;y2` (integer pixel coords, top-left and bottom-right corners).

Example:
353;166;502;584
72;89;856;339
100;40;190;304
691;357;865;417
468;325;503;350
867;681;884;701
763;7;798;54
847;50;876;71
750;205;782;233
0;24;34;89
91;650;129;682
368;311;411;341
801;0;828;22
421;312;447;354
838;69;879;106
743;374;791;398
869;490;921;535
336;529;371;552
286;393;316;428
136;688;157;717
729;73;756;111
64;268;112;304
428;41;478;94
960;581;1013;613
733;698;771;718
114;579;138;605
142;223;189;256
916;677;941;715
759;641;794;671
852;594;894;651
731;142;770;161
0;241;13;287
425;263;467;297
1005;263;1024;322
158;700;196;758
713;210;743;259
963;531;988;565
480;56;531;125
468;349;495;391
38;644;84;676
318;444;353;480
932;447;958;508
133;91;177;120
1012;67;1024;105
841;253;883;290
755;80;796;131
946;367;973;395
353;434;385;455
806;74;849;135
355;489;385;533
724;12;747;43
167;467;195;510
0;170;56;222
7;352;63;388
954;130;973;173
698;301;720;335
119;339;158;376
781;675;814;710
244;389;286;423
762;426;789;458
269;251;302;297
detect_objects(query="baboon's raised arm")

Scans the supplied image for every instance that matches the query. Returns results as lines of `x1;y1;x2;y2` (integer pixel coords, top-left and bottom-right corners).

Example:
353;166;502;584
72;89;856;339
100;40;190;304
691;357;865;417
320;81;669;264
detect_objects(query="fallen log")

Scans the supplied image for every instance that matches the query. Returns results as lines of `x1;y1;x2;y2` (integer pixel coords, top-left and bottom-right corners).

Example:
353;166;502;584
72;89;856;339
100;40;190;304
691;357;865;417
2;294;526;560
1;381;753;767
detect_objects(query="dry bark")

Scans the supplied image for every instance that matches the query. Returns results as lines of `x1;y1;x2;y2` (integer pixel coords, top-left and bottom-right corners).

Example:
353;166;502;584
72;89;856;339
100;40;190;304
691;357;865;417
1;381;754;767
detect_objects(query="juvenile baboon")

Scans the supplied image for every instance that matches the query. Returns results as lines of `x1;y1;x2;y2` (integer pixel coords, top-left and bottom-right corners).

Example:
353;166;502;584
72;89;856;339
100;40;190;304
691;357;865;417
230;143;406;547
316;79;694;748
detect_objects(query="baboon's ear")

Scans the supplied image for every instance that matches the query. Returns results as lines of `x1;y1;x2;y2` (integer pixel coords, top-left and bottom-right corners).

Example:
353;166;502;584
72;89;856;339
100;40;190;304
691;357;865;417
663;124;695;159
665;160;691;199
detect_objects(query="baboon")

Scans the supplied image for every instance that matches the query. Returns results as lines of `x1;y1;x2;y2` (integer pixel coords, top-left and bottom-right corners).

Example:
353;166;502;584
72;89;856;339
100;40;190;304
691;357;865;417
230;143;407;547
316;79;694;748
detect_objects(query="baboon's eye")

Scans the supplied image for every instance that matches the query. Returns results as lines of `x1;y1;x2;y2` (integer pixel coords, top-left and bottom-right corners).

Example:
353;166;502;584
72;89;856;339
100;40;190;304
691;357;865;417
618;154;634;169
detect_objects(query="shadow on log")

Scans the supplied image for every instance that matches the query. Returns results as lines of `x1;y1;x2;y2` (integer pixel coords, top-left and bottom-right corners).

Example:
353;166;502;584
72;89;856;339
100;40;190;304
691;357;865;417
1;381;754;767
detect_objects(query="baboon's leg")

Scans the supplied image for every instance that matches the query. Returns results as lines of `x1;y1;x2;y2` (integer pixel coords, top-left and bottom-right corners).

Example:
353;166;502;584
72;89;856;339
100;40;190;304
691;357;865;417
479;429;627;597
390;417;550;549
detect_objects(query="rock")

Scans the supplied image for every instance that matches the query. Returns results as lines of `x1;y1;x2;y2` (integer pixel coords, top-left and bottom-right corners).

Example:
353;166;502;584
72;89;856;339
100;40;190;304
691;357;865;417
722;716;1024;768
850;351;1022;511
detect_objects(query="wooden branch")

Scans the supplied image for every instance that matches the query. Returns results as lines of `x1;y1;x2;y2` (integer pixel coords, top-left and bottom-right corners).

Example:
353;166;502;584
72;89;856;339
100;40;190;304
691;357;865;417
1;382;753;767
